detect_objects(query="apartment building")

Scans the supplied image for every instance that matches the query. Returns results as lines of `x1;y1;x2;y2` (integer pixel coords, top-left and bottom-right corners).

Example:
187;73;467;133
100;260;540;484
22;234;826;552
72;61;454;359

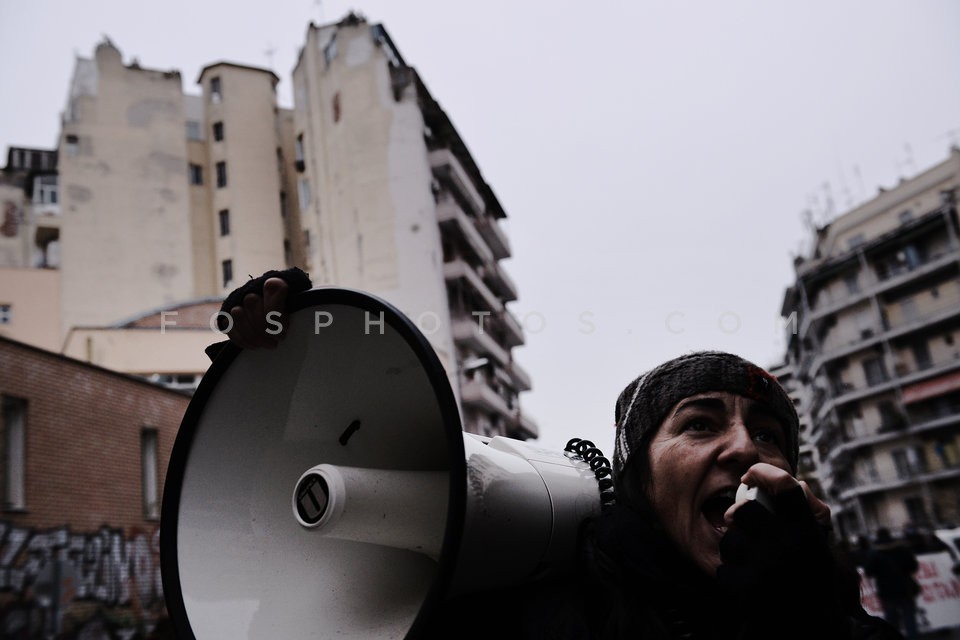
781;147;960;538
1;14;534;439
0;148;62;352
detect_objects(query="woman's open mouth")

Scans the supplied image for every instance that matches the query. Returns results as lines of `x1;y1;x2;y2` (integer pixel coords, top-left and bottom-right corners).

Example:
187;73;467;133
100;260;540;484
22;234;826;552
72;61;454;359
701;488;736;534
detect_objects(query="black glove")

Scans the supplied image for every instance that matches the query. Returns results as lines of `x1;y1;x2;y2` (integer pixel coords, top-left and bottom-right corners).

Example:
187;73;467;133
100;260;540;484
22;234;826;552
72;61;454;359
717;485;843;637
205;267;312;359
216;267;312;331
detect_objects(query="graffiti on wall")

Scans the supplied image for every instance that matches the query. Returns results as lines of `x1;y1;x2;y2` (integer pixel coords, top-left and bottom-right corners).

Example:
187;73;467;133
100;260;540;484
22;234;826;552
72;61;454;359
0;521;166;639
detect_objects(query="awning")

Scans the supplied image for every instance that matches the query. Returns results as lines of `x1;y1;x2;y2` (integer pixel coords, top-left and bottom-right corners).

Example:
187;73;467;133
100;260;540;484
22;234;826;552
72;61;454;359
901;369;960;404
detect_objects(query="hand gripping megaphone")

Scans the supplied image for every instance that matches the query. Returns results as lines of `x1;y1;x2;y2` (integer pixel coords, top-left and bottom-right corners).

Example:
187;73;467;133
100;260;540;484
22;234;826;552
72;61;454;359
160;288;613;639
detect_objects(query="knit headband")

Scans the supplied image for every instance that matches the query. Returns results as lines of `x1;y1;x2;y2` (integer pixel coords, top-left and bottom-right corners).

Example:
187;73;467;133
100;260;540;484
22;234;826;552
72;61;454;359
612;351;799;489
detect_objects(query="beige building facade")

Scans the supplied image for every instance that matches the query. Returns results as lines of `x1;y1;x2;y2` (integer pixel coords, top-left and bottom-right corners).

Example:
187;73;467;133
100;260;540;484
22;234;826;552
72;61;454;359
781;147;960;538
0;14;534;439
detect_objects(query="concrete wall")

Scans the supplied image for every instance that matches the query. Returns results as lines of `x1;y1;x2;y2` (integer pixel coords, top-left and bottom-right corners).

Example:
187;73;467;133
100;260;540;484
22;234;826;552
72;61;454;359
59;42;196;334
0;267;61;351
199;64;287;293
293;22;456;374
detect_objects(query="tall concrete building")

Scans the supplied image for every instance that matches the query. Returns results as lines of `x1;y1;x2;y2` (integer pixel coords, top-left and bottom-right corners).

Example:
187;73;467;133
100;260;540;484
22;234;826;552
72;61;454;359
781;148;960;538
0;14;535;439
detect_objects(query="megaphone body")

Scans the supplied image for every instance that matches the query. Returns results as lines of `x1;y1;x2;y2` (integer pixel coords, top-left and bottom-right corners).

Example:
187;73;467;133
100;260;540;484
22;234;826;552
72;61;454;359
160;288;607;639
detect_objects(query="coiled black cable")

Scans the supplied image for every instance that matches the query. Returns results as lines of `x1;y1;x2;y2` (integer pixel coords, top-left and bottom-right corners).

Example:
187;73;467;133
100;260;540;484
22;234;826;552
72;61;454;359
565;438;616;510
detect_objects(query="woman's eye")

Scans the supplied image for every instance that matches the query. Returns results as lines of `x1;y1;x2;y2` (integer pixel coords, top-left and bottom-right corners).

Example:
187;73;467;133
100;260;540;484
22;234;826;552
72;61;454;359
683;419;709;432
752;429;782;447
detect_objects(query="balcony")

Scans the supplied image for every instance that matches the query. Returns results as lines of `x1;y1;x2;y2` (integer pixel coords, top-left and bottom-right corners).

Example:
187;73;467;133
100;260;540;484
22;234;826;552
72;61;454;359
810;300;960;375
444;258;503;314
475;215;511;260
507;360;532;392
429;148;485;217
884;284;960;333
460;378;513;418
452;315;509;366
516;412;539;439
838;463;960;501
481;262;518;302
800;249;958;337
817;356;960;421
436;195;494;265
500;310;524;348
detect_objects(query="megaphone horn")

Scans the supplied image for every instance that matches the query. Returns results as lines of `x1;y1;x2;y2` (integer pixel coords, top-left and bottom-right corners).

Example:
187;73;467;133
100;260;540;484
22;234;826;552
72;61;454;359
160;288;607;639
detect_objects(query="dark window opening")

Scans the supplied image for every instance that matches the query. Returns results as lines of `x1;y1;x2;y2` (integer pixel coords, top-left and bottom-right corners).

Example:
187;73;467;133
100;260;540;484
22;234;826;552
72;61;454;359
218;209;230;236
188;163;203;185
222;259;233;288
216;161;227;188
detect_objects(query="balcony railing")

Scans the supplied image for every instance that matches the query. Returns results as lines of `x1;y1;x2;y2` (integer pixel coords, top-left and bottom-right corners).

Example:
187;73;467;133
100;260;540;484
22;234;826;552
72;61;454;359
429;149;485;217
800;250;958;337
500;310;524;348
460;377;513;418
452;315;509;367
436;195;494;265
837;462;960;501
444;258;503;314
481;262;518;302
475;215;511;260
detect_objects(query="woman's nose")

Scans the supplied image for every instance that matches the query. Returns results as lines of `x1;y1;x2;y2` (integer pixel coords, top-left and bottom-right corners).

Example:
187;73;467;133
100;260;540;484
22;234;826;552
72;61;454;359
717;422;760;470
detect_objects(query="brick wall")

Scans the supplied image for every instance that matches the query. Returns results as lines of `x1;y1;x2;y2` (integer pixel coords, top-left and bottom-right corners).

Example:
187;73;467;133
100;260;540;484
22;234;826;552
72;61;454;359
0;336;190;638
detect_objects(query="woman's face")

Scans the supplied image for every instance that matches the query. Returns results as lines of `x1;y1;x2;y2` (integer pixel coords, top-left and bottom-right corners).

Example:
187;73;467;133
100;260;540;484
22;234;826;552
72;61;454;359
643;391;791;575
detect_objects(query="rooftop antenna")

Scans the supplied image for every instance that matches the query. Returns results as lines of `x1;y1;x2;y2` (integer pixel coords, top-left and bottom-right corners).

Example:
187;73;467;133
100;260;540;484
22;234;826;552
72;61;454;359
821;181;836;222
938;128;959;149
903;142;917;175
264;43;276;69
852;164;865;202
836;161;854;210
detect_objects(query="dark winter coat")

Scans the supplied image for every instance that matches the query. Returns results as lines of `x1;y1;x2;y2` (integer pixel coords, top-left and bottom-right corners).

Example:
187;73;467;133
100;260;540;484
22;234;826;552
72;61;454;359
423;502;901;640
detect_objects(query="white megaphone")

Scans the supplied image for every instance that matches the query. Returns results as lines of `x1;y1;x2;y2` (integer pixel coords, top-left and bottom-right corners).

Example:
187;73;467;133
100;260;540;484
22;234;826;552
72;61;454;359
160;288;613;639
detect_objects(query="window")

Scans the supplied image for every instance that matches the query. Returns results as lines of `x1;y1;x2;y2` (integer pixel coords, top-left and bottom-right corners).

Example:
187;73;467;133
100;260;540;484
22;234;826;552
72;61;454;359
847;233;866;249
843;272;859;294
284;239;292;265
900;296;917;322
218;209;230;236
911;341;932;371
892;447;927;479
862;356;888;386
212;121;224;142
141;428;159;519
32;175;58;205
185;121;202;141
2;396;27;510
216;161;227;188
65;134;80;156
0;304;11;324
295;134;305;172
279;191;288;218
898;209;913;225
222;259;233;288
210;76;222;103
298;177;311;209
189;163;203;186
904;496;930;526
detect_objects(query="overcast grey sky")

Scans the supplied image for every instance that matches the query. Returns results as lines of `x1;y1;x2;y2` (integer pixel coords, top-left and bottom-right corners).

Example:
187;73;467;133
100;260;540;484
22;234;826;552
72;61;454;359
2;1;958;454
